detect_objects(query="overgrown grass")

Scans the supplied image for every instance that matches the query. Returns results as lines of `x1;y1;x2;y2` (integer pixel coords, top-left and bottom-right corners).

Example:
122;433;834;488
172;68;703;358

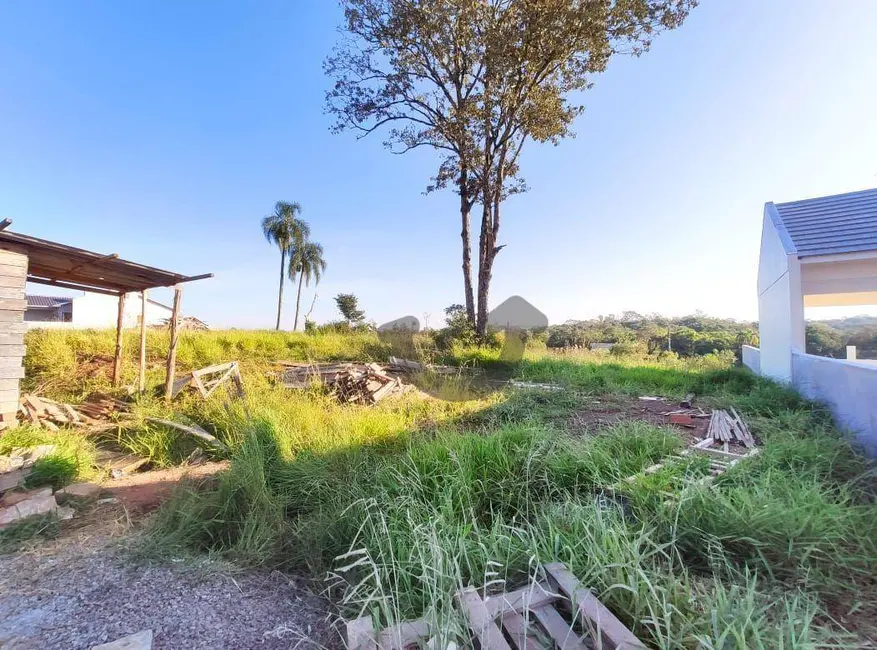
21;328;877;645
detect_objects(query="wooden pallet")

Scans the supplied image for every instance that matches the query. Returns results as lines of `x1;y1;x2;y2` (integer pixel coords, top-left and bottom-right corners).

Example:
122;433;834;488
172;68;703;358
346;563;643;650
620;437;759;490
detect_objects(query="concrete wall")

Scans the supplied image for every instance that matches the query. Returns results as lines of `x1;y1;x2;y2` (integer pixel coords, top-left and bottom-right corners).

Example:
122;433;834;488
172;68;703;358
741;345;760;374
757;208;805;382
792;351;877;455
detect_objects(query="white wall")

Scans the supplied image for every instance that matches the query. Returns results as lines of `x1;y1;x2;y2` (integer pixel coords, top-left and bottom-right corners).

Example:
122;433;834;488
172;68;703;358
741;345;760;374
757;209;805;382
792;351;877;456
26;293;173;329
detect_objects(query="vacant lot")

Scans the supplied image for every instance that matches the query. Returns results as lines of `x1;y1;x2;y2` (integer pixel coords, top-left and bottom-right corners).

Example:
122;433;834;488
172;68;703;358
4;329;877;648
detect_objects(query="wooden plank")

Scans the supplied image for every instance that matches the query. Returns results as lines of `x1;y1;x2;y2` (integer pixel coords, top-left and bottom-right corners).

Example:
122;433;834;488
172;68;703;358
693;447;746;461
0;298;27;311
0;322;27;335
0;334;25;346
0;344;26;357
543;563;644;650
190;361;238;376
112;293;126;387
457;587;512;650
0;378;21;390
164;285;183;402
0;275;27;289
346;616;377;650
485;582;558;618
0;366;24;379
146;417;227;450
376;619;431;649
500;612;543;650
531;605;588;650
0;287;24;300
0;389;20;403
0;251;28;267
0;262;28;276
0;311;24;323
0;357;23;368
139;290;147;394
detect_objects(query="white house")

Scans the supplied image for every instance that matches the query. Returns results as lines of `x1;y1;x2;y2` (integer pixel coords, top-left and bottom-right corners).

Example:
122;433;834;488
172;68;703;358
748;188;877;453
25;292;175;329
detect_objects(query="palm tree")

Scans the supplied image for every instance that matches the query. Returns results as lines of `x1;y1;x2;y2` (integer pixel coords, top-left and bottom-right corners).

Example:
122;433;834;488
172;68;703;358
289;240;327;330
261;201;309;330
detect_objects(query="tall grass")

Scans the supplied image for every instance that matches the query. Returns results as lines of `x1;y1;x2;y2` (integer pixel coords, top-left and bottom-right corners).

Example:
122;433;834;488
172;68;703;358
22;328;877;645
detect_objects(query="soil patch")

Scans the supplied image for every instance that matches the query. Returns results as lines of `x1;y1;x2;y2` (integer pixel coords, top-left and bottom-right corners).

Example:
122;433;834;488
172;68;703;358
568;394;749;452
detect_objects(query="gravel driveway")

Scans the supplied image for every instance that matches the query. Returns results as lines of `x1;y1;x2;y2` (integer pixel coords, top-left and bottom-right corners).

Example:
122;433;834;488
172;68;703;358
0;537;338;649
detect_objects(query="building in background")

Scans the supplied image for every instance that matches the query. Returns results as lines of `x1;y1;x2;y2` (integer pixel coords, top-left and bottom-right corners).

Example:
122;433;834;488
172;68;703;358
25;293;177;329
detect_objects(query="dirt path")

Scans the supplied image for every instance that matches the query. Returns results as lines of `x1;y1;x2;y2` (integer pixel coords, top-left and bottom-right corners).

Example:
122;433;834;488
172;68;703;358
0;468;340;649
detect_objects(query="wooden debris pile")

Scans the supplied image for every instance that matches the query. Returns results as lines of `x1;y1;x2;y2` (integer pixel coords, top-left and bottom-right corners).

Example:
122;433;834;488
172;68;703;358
707;408;754;447
281;362;407;404
18;393;131;431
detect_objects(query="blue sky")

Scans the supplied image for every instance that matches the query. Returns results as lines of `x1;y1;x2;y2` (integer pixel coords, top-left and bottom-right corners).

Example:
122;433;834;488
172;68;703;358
2;0;876;329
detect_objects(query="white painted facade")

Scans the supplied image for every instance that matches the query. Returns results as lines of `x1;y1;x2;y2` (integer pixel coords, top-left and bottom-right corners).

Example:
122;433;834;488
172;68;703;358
752;194;877;453
25;292;173;329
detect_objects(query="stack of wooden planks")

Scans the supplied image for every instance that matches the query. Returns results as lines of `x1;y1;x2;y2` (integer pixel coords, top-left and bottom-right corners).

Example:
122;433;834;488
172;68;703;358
707;408;754;447
18;393;131;431
0;247;28;430
281;362;407;404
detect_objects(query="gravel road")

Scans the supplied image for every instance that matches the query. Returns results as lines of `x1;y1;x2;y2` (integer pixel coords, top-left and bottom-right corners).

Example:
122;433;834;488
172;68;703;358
0;539;338;649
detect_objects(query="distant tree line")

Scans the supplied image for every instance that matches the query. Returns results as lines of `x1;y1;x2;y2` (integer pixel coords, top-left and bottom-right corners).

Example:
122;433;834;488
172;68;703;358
546;312;758;357
806;317;877;359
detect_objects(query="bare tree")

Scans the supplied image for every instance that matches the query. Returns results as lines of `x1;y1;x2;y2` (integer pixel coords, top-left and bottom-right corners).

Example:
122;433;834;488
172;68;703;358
327;0;695;335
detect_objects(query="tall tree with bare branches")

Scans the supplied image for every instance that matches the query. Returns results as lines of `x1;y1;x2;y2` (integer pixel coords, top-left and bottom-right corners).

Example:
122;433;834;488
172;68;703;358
327;0;695;335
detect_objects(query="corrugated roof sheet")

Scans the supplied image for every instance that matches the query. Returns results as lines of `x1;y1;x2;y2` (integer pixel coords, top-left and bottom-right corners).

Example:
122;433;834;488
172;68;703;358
773;188;877;257
26;295;72;309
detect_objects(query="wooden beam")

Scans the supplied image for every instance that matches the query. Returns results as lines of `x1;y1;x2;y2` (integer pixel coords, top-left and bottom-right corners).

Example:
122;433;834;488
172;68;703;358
164;285;183;402
178;272;214;284
26;276;122;297
139;290;147;394
0;219;11;231
61;252;119;279
112;293;126;387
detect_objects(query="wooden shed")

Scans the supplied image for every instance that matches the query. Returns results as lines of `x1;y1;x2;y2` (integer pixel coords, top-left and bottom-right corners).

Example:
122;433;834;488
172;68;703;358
0;220;212;426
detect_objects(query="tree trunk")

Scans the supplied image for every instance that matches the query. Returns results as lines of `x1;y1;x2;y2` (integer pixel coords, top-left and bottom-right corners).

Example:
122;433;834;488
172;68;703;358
460;168;475;324
275;249;286;331
293;270;304;331
476;197;492;337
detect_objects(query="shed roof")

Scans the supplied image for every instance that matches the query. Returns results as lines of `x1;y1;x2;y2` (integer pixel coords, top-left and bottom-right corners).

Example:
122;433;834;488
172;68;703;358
770;188;877;258
0;223;212;295
26;295;71;309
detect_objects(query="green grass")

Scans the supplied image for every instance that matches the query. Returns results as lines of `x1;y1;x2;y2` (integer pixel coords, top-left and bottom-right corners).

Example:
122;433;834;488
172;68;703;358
22;328;877;646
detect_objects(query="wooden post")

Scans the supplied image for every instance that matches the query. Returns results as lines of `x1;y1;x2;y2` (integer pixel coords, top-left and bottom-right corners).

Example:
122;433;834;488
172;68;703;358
164;285;183;402
112;292;126;387
139;290;148;393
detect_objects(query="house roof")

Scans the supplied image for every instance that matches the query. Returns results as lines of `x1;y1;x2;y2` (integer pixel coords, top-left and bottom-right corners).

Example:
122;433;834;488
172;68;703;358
769;188;877;258
26;295;71;309
0;222;212;295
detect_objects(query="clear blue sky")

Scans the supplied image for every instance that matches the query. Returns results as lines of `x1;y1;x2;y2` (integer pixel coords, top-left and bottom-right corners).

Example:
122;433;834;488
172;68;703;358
2;1;876;329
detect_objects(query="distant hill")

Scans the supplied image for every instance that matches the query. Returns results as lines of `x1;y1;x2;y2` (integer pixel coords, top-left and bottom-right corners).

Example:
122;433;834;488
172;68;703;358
805;315;877;358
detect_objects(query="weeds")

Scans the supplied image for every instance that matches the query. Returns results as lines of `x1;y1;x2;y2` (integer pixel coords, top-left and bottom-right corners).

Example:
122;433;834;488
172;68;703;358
22;328;877;645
